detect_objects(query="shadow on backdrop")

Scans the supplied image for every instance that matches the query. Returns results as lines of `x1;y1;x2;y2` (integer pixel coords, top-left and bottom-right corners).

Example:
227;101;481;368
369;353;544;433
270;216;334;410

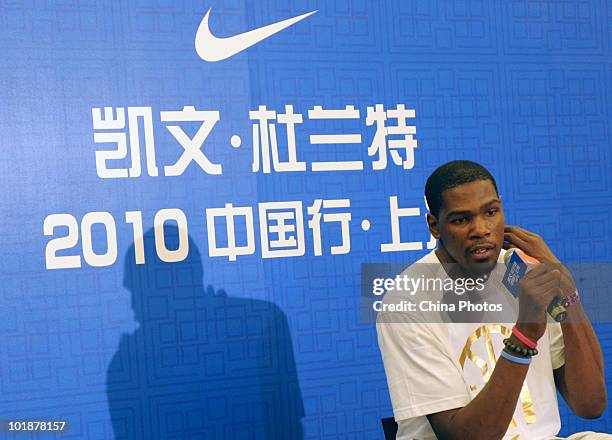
107;225;304;439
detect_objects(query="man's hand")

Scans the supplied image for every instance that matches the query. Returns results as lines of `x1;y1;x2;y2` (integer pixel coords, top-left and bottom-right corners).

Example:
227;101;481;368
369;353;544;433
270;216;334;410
516;263;562;341
503;225;559;263
504;225;577;297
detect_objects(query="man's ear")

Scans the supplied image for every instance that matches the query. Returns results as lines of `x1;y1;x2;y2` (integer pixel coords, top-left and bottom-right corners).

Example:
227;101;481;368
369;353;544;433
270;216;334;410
426;213;440;239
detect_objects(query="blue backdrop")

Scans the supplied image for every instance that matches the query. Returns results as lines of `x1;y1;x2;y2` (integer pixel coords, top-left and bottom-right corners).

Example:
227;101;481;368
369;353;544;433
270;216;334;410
1;1;611;438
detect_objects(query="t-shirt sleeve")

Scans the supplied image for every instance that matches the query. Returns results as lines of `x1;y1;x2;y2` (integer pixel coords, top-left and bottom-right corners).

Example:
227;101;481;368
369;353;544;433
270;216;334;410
548;322;565;370
376;314;471;421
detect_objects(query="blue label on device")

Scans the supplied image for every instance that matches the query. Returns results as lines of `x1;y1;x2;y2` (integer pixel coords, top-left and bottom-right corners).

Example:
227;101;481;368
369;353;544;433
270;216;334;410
502;252;528;298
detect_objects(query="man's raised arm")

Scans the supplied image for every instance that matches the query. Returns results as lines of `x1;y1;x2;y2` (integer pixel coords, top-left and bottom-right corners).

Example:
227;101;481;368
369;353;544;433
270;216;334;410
504;225;606;419
428;263;564;440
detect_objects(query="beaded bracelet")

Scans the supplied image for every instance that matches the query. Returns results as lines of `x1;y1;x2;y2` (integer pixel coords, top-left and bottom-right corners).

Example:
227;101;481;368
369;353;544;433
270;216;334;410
511;326;537;350
503;338;539;357
500;350;532;365
561;290;580;308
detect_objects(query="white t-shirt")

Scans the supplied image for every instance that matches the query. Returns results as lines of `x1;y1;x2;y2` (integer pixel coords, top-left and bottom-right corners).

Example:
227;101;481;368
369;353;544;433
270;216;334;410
376;249;566;440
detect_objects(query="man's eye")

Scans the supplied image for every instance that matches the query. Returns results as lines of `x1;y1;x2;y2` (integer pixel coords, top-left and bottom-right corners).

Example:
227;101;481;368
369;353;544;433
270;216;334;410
451;217;467;225
486;208;499;216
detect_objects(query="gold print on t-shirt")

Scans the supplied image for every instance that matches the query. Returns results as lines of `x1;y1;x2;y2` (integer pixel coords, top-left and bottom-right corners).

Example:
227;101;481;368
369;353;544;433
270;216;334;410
458;324;537;437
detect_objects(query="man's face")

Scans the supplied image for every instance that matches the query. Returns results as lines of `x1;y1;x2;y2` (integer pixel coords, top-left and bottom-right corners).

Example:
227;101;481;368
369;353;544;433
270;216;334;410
427;179;504;276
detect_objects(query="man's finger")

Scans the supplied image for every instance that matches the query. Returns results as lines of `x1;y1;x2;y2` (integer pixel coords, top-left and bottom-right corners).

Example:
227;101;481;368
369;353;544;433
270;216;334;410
504;225;537;240
504;231;528;248
530;277;562;297
527;267;561;285
523;263;548;278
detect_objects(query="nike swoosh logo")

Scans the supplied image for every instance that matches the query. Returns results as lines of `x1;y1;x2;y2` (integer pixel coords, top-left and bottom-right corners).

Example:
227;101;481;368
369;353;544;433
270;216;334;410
195;8;317;62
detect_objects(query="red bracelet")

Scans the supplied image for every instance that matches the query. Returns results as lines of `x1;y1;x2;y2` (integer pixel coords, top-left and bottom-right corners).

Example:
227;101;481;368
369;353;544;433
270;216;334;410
512;326;538;350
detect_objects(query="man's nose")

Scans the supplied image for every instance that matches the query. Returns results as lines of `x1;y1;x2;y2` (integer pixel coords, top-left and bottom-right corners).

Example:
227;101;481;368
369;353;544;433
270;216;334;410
470;215;491;238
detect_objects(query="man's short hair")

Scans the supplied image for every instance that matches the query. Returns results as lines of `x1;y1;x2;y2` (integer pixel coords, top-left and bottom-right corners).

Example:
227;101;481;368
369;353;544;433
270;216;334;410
425;160;498;217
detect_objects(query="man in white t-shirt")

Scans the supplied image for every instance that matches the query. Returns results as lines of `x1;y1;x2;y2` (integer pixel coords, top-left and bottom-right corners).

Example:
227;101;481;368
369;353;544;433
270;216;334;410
376;161;608;439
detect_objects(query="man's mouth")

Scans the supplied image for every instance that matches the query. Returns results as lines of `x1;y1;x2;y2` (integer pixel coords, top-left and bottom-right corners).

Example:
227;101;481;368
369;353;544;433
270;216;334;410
468;243;495;260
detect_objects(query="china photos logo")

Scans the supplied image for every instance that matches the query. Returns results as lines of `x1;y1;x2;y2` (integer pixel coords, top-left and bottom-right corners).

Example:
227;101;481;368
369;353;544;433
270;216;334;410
195;8;317;62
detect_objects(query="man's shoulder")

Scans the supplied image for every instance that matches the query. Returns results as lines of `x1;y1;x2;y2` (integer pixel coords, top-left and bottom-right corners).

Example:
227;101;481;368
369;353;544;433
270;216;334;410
398;250;442;280
415;249;440;265
378;251;440;308
376;250;447;326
